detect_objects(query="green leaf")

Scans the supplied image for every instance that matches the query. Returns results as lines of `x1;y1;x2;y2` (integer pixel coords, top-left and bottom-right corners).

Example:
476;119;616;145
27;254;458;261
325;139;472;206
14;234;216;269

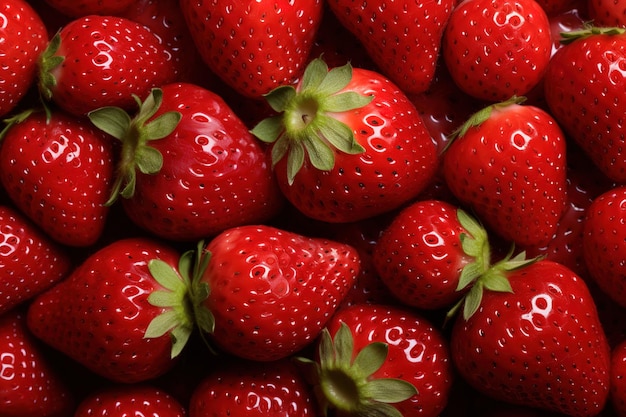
334;323;354;367
323;91;374;113
300;58;329;92
119;168;137;199
135;145;163;175
147;290;178;308
251;115;285;144
456;261;483;291
317;116;365;155
463;282;484;320
264;85;297;113
136;88;163;125
144;111;182;140
286;141;305;185
170;325;192;358
353;342;387;377
363;378;417;403
318;328;336;370
149;259;183;291
144;310;178;339
88;107;132;140
270;133;291;168
482;273;513;293
359;401;405;417
317;63;353;96
302;134;335;171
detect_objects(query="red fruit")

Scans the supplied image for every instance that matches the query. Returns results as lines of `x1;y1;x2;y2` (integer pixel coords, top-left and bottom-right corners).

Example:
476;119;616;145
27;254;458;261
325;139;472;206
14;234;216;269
535;0;581;16
0;110;115;247
41;0;135;17
611;339;626;417
326;0;455;95
0;0;48;118
179;0;324;99
588;0;626;27
26;237;191;383
450;259;611;416
89;84;284;242
37;14;178;116
442;0;552;102
74;385;186;417
442;97;568;247
194;224;360;361
0;309;75;417
251;57;438;223
543;26;626;182
189;357;319;417
0;205;71;315
299;303;454;417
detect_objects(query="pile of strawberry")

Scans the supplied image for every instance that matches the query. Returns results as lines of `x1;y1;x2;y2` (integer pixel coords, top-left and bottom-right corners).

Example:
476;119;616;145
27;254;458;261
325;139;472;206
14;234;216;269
3;0;626;416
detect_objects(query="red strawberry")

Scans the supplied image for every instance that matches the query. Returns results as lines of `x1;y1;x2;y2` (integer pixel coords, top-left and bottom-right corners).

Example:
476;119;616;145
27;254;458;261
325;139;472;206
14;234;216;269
0;309;75;417
189;357;319;417
0;110;115;247
441;97;568;247
611;339;626;417
535;0;581;16
37;14;178;116
74;385;186;417
26;237;193;383
298;303;454;417
40;0;135;17
442;0;552;102
179;0;324;99
543;26;626;182
588;0;626;27
251;57;438;223
0;204;71;315
191;224;360;362
0;0;48;118
89;84;284;242
326;0;455;95
450;259;611;416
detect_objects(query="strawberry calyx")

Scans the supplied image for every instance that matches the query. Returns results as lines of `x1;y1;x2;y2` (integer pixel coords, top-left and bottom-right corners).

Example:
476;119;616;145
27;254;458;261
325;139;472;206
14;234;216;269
88;88;182;205
560;24;626;45
250;57;373;185
296;322;417;417
0;108;37;141
37;31;64;103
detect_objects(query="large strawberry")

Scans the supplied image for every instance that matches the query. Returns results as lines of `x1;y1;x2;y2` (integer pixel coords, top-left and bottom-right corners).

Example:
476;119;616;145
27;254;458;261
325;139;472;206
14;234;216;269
450;259;611;416
0;109;115;247
251;57;438;223
0;0;48;118
89;84;284;242
179;0;323;99
442;96;568;247
326;0;455;95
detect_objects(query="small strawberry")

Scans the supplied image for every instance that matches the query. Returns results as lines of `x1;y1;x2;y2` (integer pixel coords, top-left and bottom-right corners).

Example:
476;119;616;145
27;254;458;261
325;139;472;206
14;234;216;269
441;96;568;247
37;14;178;116
179;0;324;99
442;0;552;102
298;303;454;417
251;57;438;223
0;0;48;118
326;0;455;95
40;0;135;17
74;385;186;417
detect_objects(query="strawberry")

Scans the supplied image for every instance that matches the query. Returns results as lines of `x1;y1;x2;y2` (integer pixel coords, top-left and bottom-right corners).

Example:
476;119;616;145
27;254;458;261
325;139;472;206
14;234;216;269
535;0;580;16
189;357;319;416
37;14;178;116
583;185;626;308
450;259;611;416
326;0;455;95
543;26;626;183
441;97;568;248
611;339;626;417
442;0;553;102
588;0;626;27
179;0;324;99
251;57;438;223
0;110;115;247
40;0;135;17
26;237;193;384
74;384;186;417
89;84;284;242
0;0;48;118
0;204;71;315
298;303;454;417
0;309;75;417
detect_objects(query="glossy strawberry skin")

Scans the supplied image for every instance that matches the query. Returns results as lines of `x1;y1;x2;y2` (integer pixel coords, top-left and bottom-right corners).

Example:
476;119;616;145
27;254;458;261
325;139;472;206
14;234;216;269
0;0;48;118
74;385;186;417
201;224;360;362
180;0;323;99
451;260;611;416
26;237;183;384
122;82;284;242
0;111;114;247
588;0;626;27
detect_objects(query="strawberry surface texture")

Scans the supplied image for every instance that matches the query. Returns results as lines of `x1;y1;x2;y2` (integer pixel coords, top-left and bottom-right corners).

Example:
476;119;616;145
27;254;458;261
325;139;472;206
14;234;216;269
3;0;626;416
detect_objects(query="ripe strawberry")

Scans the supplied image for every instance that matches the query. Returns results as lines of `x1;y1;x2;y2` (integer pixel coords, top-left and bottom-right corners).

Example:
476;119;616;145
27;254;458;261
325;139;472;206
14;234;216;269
26;237;192;383
191;224;360;362
89;84;284;242
179;0;324;99
298;303;454;417
37;14;178;116
0;309;75;417
442;0;552;102
441;97;568;248
326;0;455;95
0;110;115;247
583;185;626;308
535;0;580;16
189;357;319;417
588;0;626;27
0;0;48;118
41;0;135;17
543;26;626;182
450;259;611;416
74;385;186;417
0;204;71;315
251;57;438;223
611;339;626;417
